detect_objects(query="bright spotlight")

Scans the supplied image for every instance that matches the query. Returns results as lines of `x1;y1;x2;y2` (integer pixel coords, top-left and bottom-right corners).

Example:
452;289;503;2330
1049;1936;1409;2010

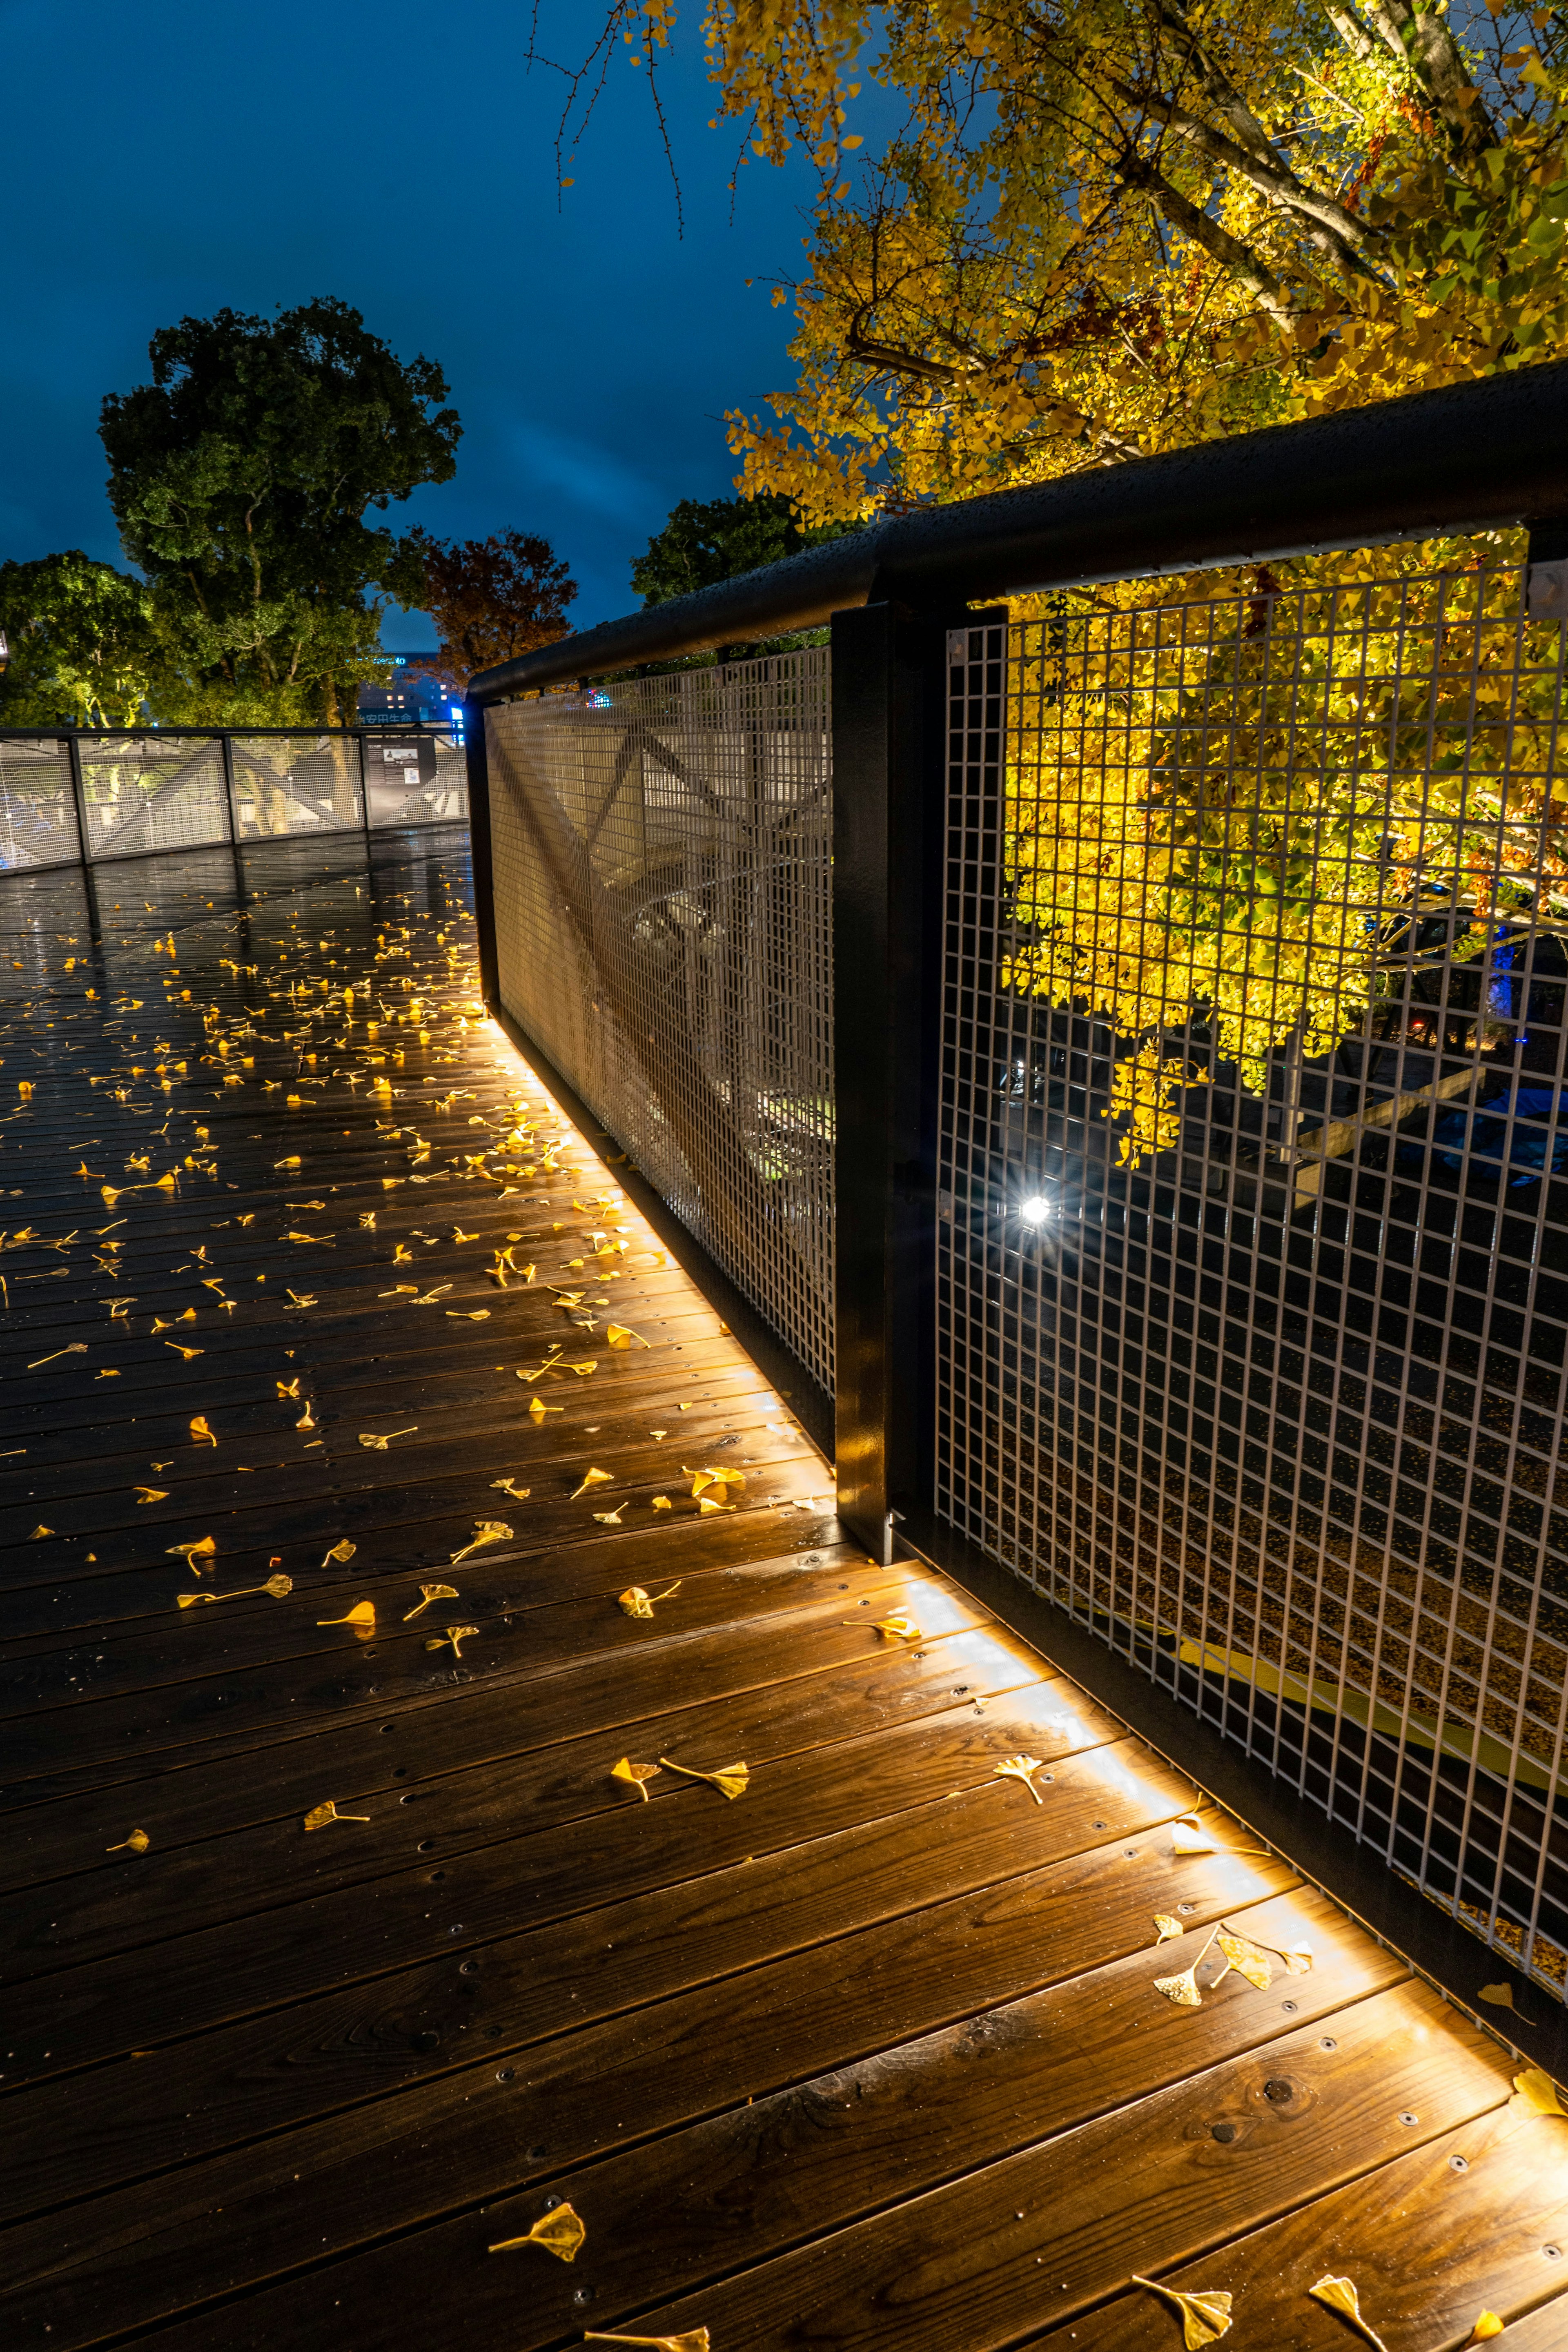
1019;1196;1050;1225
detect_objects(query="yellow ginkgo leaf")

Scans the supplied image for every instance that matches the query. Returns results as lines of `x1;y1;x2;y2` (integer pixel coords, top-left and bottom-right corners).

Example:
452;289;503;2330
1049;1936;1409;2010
190;1415;216;1445
1479;1982;1517;2011
1468;2316;1505;2342
584;2333;710;2352
167;1343;204;1361
593;1506;625;1525
993;1753;1047;1803
107;1828;151;1855
528;1396;560;1422
29;1525;53;1540
487;2200;586;2260
135;1486;169;1504
659;1754;749;1800
167;1535;216;1568
359;1427;417;1450
491;1478;531;1499
871;1612;922;1642
277;1378;301;1399
296;1402;317;1430
321;1539;356;1566
611;1757;662;1802
450;1519;512;1564
446;1309;490;1321
425;1622;479;1657
605;1323;647;1349
1512;2066;1568;2117
318;1601;375;1628
404;1582;459;1620
304;1800;372;1831
1308;2276;1389;2352
572;1467;614;1499
1155;1926;1219;2009
178;1592;218;1607
1131;2275;1234;2347
618;1581;682;1619
652;1494;672;1511
1172;1815;1216;1855
1278;1943;1314;1974
1154;1914;1185;1945
1216;1930;1273;1991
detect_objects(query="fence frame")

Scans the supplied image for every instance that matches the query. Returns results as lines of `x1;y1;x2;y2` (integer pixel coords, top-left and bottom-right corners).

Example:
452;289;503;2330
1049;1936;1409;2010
0;724;467;876
463;360;1568;2077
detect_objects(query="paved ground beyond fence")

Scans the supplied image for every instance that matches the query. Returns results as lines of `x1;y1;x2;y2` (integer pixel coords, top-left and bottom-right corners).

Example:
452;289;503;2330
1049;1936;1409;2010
0;831;1562;2352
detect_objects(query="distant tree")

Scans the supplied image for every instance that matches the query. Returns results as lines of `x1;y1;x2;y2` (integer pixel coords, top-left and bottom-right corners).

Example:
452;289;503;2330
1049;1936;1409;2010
410;528;577;688
631;489;854;606
0;552;158;727
99;297;460;729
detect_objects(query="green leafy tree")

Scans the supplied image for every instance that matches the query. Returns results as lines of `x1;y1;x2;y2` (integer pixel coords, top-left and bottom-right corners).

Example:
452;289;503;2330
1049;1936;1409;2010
631;489;856;606
0;551;158;727
99;297;461;728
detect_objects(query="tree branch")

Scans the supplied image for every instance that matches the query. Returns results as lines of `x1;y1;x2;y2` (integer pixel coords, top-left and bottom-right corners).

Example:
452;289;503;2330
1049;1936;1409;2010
1359;0;1495;153
1118;150;1293;320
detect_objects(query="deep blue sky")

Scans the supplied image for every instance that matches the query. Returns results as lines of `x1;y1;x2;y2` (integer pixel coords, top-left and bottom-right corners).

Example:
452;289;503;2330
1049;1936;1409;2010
0;0;827;641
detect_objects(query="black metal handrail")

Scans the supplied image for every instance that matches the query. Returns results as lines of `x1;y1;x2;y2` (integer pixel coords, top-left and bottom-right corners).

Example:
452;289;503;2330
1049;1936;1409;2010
466;358;1568;699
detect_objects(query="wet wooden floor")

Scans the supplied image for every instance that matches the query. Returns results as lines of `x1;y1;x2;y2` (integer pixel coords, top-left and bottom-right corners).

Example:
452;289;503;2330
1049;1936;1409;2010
1;825;1565;2352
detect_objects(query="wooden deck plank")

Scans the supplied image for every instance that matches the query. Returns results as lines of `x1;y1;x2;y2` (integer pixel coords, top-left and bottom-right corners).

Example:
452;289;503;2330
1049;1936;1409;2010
0;832;1557;2352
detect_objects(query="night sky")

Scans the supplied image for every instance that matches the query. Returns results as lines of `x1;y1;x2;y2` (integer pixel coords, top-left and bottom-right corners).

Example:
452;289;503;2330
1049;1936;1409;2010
0;0;826;639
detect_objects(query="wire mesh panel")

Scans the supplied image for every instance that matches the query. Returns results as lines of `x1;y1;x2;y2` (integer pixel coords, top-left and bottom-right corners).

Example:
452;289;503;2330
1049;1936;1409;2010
486;654;835;1396
77;736;230;859
231;735;363;837
936;564;1568;1996
0;739;80;870
365;731;468;828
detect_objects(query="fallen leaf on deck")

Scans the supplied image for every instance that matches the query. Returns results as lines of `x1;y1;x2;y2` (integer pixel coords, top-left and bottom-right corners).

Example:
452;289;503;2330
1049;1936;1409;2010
1172;1816;1215;1855
1216;1931;1273;1991
178;1593;217;1607
286;1290;318;1307
1308;2276;1388;2351
166;1343;204;1360
869;1613;922;1642
584;2332;708;2352
304;1800;371;1831
1154;1915;1185;1946
1131;2276;1233;2347
688;1464;745;1501
605;1323;647;1349
425;1622;479;1657
321;1540;356;1567
528;1396;561;1421
1479;1983;1517;2011
167;1535;217;1568
1467;2317;1504;2343
572;1467;613;1498
1155;1927;1219;2009
135;1486;169;1505
190;1415;216;1445
197;1574;293;1603
619;1580;682;1619
318;1601;375;1629
296;1402;317;1430
359;1428;417;1450
447;1309;491;1321
487;2203;585;2261
107;1829;151;1855
404;1582;459;1620
1512;2066;1568;2117
277;1378;301;1399
659;1755;749;1800
611;1757;662;1801
652;1494;672;1510
593;1506;625;1524
491;1478;531;1499
450;1519;512;1563
993;1754;1047;1803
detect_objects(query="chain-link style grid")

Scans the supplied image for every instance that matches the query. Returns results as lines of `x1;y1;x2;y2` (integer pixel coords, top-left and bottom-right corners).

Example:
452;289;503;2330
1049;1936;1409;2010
231;735;364;837
78;736;231;859
364;732;468;829
0;740;79;870
937;569;1568;1998
486;654;834;1396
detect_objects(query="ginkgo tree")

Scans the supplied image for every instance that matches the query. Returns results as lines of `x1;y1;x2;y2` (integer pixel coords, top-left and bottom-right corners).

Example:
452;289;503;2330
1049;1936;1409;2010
557;0;1568;1160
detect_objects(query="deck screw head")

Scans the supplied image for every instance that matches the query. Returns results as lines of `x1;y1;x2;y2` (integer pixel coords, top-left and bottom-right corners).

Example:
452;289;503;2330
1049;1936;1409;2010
1399;2111;1419;2125
1282;2000;1299;2014
1450;2155;1469;2172
1320;2036;1337;2050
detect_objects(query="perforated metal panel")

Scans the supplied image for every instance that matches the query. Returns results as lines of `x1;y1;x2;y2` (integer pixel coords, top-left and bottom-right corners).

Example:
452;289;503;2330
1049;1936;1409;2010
486;654;834;1396
77;736;230;858
0;739;79;869
231;735;363;837
936;568;1568;1998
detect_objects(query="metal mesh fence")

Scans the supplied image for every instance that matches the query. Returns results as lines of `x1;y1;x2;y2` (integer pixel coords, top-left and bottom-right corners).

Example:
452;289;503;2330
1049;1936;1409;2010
364;731;468;828
232;734;364;836
0;740;79;870
485;655;835;1396
935;561;1568;1997
77;735;231;859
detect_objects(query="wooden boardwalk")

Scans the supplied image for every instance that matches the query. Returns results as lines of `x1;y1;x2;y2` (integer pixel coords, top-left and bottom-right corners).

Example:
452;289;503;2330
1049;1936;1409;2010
1;826;1565;2352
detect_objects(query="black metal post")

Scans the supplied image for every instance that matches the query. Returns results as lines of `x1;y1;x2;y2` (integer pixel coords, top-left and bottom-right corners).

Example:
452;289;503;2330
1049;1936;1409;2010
463;697;500;1011
832;603;979;1561
358;728;373;844
64;731;91;867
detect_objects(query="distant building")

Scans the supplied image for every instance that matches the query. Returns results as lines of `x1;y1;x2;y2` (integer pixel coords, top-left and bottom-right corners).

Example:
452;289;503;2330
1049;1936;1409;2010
357;655;461;728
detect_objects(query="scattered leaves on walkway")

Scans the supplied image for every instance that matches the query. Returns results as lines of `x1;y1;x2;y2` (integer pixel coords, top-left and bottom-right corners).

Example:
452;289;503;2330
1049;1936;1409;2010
404;1582;459;1620
993;1754;1047;1803
486;2202;586;2260
612;1757;662;1801
659;1755;749;1800
304;1800;371;1831
1131;2276;1233;2347
1308;2275;1388;2351
618;1580;682;1618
